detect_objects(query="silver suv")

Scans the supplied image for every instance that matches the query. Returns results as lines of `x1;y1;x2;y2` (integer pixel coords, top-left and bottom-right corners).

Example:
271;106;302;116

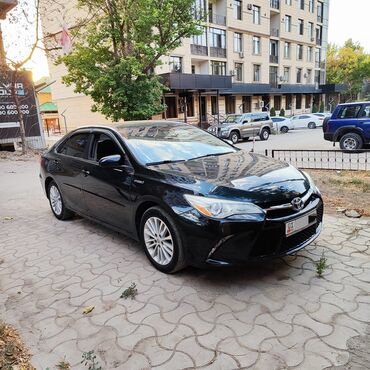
208;113;274;144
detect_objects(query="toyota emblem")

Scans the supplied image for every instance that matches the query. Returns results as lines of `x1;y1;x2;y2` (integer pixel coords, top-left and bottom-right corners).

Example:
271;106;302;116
291;197;304;211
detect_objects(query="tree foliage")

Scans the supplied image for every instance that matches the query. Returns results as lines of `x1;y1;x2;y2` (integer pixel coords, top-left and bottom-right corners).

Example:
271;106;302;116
326;39;370;100
60;0;202;121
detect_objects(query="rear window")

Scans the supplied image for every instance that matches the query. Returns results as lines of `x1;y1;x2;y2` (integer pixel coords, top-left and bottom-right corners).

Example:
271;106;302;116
337;105;362;119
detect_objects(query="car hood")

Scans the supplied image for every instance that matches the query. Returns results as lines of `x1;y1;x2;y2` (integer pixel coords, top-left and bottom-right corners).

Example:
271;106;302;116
211;122;238;129
149;150;310;207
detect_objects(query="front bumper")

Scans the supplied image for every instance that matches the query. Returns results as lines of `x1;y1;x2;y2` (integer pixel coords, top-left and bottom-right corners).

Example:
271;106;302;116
176;194;323;267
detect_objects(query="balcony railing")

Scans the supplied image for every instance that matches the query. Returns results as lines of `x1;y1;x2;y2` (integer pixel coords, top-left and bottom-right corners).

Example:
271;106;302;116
316;38;322;46
269;75;278;88
209;13;226;26
190;44;208;56
210;47;226;58
270;28;279;37
270;0;280;9
270;55;279;64
317;15;323;23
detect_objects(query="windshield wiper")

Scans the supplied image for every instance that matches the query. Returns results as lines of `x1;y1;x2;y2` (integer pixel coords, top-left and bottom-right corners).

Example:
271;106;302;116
188;152;233;161
146;159;186;166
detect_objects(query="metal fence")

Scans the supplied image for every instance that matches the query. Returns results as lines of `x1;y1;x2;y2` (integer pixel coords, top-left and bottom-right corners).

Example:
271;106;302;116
264;149;370;171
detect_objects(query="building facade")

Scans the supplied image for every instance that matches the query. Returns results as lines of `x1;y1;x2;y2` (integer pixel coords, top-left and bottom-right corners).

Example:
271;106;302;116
41;0;340;130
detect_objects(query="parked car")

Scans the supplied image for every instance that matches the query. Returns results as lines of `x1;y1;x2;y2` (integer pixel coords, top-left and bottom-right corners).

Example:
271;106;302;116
207;112;274;144
271;116;294;133
313;112;332;125
323;101;370;150
290;114;322;129
40;121;323;273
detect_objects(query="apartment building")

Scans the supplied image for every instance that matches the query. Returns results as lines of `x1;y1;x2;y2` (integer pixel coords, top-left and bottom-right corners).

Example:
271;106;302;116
40;0;342;130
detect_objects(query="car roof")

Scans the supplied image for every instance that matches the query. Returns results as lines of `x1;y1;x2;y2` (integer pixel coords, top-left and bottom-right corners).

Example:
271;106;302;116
337;101;370;106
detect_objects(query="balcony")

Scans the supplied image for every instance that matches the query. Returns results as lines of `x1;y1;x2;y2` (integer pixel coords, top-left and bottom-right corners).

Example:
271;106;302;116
270;0;280;9
210;47;226;58
270;28;279;37
190;44;208;56
269;55;279;64
209;13;226;26
0;0;17;19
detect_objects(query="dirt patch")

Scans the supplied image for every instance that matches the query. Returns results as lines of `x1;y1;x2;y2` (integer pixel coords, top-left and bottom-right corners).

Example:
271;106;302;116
0;321;35;369
0;150;43;162
307;170;370;216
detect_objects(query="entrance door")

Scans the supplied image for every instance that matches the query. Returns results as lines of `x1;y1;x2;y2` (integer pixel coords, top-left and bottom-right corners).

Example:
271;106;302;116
164;97;177;118
200;96;207;122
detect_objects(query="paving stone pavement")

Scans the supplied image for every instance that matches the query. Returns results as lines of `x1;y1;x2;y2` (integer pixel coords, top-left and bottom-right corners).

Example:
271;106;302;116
0;158;369;370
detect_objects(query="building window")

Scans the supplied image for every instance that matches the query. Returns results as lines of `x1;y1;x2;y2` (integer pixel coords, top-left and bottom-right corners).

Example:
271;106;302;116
297;68;302;83
296;94;302;109
285;15;291;32
297;44;303;60
225;96;236;114
169;56;183;73
307;46;313;62
253;64;261;82
191;65;196;74
305;94;312;108
253;5;260;25
306;69;312;83
252;36;261;54
285;0;292;5
284;42;291;59
285;94;292;110
299;0;304;10
234;33;242;52
274;96;281;111
298;19;304;35
309;0;314;13
193;0;207;20
233;0;242;20
191;26;207;46
235;63;243;82
317;1;323;22
284;67;290;82
211;61;226;75
316;25;322;45
315;47;321;67
309;22;314;40
210;27;226;48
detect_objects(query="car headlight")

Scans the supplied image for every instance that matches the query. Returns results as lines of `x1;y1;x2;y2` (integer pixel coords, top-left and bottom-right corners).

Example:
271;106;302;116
184;194;265;220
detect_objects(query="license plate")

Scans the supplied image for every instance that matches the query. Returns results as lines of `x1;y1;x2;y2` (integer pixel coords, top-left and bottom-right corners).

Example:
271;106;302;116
285;211;317;237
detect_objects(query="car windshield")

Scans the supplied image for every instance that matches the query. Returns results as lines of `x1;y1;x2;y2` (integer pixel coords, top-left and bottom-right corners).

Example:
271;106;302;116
116;122;236;165
223;115;242;124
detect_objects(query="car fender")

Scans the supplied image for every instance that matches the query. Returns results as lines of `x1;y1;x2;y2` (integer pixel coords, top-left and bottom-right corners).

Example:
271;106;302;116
334;126;366;142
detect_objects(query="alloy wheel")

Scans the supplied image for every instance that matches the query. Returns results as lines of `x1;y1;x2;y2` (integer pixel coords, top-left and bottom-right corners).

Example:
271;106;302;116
143;217;174;265
342;137;358;150
49;185;62;216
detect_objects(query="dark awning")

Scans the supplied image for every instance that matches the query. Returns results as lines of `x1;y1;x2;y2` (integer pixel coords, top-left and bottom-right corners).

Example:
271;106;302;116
319;84;347;93
161;73;232;90
221;83;322;95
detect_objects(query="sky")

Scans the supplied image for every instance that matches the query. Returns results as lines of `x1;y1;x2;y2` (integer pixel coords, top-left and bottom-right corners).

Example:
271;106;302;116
1;0;369;81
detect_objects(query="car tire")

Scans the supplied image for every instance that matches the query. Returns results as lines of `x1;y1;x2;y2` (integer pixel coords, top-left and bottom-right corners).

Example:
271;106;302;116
47;181;74;220
339;133;364;151
140;206;187;273
280;126;289;133
259;128;270;141
308;122;316;129
229;131;240;144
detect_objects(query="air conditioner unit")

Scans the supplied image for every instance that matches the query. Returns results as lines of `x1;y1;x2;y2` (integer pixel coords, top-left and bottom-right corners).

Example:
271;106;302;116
259;100;264;108
239;52;244;58
311;37;315;42
229;70;236;76
303;73;308;78
247;4;252;10
279;76;284;82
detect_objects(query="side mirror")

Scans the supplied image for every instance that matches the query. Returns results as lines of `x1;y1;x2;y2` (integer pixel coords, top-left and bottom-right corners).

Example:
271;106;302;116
99;154;123;168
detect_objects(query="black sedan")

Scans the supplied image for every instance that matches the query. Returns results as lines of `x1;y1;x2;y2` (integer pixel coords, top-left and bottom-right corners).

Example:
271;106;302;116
40;121;323;273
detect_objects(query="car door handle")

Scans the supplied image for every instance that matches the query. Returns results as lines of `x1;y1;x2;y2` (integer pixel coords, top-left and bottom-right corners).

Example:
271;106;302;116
82;170;90;177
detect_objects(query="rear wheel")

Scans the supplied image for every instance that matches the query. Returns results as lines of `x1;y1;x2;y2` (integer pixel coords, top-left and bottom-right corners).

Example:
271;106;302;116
308;122;316;129
47;181;74;220
280;126;289;133
229;131;240;144
339;133;363;151
140;206;187;273
259;128;270;141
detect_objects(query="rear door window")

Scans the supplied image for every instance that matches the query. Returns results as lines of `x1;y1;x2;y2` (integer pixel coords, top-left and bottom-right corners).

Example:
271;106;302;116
57;133;90;158
359;105;370;118
299;115;310;119
338;105;362;119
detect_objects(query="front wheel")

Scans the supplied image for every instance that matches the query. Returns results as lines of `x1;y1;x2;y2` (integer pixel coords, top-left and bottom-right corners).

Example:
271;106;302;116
280;126;289;133
48;181;74;220
229;131;240;144
308;122;316;129
339;133;363;151
259;128;270;141
140;207;187;273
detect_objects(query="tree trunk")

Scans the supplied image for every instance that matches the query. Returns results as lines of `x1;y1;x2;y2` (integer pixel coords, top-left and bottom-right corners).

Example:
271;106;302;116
11;70;27;155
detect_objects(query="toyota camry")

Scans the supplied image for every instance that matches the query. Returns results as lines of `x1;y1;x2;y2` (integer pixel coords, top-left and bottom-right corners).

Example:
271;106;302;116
40;121;323;273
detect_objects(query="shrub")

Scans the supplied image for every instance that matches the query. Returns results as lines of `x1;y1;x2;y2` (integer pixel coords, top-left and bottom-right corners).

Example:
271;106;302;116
279;108;285;117
319;101;325;112
312;104;318;113
270;107;276;117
